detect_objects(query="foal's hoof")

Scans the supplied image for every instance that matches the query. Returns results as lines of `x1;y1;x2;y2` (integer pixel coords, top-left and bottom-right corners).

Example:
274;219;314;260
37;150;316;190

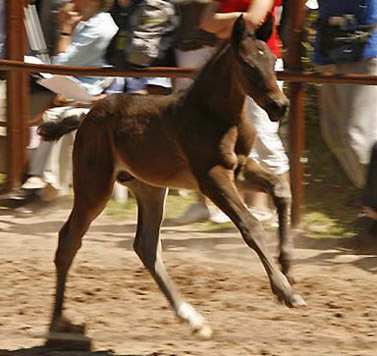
193;324;213;340
284;293;307;308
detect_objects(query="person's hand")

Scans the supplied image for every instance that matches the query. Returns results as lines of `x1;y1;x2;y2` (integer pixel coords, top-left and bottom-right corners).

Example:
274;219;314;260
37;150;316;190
57;2;82;34
53;95;73;107
72;94;108;109
243;12;264;31
91;94;108;102
362;206;377;221
117;0;131;8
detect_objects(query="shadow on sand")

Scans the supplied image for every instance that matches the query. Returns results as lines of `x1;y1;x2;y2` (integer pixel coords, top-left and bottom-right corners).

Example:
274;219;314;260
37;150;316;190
0;346;173;356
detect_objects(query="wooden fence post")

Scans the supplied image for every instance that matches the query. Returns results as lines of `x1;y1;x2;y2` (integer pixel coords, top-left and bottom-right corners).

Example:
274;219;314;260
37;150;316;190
286;0;306;228
5;0;29;191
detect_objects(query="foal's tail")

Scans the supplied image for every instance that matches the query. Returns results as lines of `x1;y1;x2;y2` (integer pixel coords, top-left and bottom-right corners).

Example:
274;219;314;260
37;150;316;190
38;112;86;141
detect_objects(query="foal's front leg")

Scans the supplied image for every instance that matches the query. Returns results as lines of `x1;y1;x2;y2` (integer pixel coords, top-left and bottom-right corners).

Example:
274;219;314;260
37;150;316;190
127;180;212;339
236;158;293;279
198;165;305;307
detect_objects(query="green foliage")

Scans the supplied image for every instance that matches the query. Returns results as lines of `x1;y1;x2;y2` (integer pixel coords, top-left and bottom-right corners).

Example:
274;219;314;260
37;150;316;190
0;173;5;187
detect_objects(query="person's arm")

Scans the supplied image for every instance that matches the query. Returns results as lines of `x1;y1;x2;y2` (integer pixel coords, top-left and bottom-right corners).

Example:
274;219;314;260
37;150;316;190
200;0;274;39
55;2;82;55
54;26;103;66
53;13;117;67
200;1;242;39
244;0;274;30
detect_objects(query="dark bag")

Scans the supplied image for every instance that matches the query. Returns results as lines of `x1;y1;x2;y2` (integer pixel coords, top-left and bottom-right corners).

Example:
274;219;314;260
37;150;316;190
106;0;179;69
319;12;376;64
174;0;217;51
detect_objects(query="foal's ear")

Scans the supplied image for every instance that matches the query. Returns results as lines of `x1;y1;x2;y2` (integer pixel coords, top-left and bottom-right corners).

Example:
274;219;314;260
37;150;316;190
255;13;274;42
232;15;248;48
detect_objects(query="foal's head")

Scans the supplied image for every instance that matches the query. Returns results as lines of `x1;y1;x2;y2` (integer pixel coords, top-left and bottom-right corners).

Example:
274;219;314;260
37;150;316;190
231;16;288;122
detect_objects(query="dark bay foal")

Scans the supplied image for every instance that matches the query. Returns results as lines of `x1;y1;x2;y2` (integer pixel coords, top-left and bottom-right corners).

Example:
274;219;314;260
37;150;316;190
44;16;306;344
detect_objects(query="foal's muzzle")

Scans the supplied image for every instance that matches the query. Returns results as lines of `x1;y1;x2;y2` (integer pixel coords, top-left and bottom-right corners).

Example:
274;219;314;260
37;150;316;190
266;96;289;122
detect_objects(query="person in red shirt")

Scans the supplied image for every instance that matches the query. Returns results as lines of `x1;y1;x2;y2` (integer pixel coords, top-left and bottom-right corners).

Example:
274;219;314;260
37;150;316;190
174;0;289;225
202;0;282;57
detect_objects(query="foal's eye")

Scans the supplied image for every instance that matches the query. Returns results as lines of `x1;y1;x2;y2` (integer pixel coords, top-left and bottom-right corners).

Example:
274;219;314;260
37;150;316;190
258;50;265;56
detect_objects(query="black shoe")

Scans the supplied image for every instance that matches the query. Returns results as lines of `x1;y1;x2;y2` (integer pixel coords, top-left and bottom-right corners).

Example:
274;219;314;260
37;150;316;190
1;188;39;209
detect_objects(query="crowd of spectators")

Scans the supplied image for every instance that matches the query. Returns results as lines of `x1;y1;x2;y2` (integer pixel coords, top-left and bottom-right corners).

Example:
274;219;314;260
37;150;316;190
22;0;118;200
313;0;377;224
0;0;376;228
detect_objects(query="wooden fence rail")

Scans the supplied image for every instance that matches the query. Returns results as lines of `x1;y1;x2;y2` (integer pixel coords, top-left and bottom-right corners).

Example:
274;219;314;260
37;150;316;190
2;57;377;226
3;59;377;85
2;0;377;226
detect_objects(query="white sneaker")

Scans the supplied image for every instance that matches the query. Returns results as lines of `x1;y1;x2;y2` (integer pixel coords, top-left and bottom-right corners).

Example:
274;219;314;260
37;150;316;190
22;176;46;190
248;208;282;227
248;207;274;222
174;202;212;225
210;209;231;224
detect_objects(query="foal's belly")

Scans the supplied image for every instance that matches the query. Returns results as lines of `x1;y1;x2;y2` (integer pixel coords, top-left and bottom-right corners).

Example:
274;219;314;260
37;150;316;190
116;161;199;190
114;141;199;190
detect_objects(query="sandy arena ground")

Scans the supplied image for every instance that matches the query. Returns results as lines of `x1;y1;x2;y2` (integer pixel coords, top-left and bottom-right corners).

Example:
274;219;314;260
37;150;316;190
1;196;377;356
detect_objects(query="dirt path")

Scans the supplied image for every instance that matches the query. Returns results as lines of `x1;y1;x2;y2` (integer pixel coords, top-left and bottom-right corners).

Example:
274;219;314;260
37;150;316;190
1;197;377;356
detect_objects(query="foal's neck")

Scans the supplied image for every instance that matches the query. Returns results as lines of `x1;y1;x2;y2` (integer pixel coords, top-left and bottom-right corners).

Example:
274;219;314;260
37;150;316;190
188;43;245;123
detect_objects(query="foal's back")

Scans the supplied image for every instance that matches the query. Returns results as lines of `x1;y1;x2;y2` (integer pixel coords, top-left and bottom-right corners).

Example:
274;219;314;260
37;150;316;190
84;91;200;189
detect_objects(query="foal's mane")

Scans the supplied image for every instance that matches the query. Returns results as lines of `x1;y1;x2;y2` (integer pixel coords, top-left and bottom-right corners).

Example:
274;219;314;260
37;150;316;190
194;41;232;83
185;40;233;100
180;38;246;123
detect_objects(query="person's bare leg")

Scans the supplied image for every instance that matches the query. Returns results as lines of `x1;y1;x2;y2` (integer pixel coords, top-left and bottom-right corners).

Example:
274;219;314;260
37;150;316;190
245;171;290;221
174;192;213;224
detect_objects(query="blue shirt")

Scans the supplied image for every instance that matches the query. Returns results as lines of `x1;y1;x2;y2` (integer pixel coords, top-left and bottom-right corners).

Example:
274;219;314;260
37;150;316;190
53;11;118;95
314;0;377;64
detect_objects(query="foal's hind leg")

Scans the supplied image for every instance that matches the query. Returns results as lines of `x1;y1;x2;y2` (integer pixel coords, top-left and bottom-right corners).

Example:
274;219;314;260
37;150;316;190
127;179;212;339
49;158;115;336
236;158;293;279
198;165;305;308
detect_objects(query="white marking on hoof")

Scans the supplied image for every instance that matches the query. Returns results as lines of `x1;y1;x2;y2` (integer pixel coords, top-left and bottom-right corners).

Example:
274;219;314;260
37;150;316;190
177;302;206;330
290;294;307;308
194;324;213;340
